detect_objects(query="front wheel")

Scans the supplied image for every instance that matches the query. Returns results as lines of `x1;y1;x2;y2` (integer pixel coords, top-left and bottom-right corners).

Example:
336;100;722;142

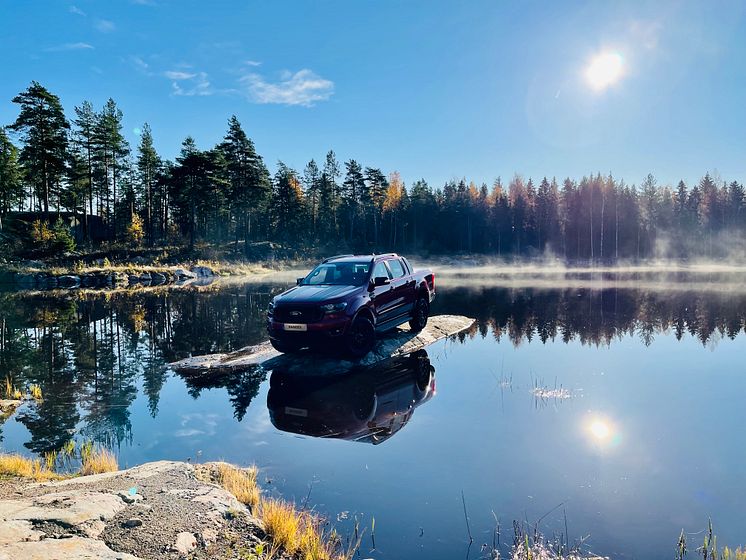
345;316;376;358
409;295;430;332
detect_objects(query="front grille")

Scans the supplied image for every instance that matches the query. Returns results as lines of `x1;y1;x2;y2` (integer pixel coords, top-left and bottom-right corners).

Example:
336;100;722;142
273;304;323;323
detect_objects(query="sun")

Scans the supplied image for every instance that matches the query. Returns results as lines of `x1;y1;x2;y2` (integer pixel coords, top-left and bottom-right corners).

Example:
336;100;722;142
585;51;624;91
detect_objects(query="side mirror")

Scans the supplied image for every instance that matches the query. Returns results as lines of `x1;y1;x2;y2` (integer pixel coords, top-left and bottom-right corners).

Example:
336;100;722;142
296;277;304;285
373;276;390;287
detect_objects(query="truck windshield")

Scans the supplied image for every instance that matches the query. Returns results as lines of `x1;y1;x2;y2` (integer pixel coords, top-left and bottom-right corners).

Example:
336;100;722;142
302;262;371;286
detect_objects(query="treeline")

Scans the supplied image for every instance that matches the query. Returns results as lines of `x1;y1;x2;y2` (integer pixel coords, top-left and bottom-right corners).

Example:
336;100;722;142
1;81;745;259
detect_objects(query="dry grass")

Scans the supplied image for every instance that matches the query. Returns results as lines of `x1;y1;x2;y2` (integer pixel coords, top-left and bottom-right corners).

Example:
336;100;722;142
206;461;347;560
28;383;43;400
80;447;118;475
215;462;260;509
0;453;63;481
4;376;23;400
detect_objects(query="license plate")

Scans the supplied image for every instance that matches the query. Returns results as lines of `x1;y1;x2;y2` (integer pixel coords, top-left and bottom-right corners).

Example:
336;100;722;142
285;407;308;417
283;323;307;331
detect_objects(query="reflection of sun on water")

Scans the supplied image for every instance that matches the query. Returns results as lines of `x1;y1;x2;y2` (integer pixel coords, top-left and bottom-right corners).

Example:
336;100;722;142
585;51;624;91
584;414;621;450
589;419;611;440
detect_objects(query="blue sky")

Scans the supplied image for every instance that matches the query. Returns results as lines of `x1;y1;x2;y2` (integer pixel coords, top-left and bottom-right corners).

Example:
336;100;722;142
2;0;745;188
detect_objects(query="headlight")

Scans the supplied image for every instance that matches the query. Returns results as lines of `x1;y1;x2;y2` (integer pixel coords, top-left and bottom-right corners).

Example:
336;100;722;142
321;302;347;313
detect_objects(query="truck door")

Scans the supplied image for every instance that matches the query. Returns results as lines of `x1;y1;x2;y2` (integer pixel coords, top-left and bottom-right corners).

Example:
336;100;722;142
385;258;415;320
369;261;396;324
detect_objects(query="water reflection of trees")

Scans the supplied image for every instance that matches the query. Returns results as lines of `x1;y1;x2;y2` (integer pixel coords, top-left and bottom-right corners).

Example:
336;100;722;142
436;287;746;347
0;285;279;454
3;284;745;455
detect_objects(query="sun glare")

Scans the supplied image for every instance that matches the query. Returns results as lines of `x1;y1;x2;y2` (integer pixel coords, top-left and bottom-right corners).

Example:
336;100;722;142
589;419;611;440
585;51;624;91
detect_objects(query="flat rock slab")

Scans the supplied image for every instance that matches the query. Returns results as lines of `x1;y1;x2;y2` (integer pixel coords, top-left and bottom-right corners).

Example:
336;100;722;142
0;461;266;560
170;314;475;376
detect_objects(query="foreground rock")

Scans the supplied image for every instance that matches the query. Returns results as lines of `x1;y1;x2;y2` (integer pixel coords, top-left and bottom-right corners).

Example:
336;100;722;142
0;461;270;560
170;314;475;376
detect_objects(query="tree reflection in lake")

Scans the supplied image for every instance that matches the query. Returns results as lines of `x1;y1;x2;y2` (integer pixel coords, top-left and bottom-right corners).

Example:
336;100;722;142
1;283;746;456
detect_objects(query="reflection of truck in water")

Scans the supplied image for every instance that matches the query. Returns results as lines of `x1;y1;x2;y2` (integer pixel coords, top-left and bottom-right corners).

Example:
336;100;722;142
267;351;435;445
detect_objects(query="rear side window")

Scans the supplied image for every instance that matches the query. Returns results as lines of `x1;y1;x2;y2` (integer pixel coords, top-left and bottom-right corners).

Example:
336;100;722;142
387;259;406;278
372;262;391;280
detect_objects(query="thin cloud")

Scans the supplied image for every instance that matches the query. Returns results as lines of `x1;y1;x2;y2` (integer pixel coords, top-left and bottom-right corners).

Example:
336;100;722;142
171;72;212;96
240;69;334;107
244;60;262;67
165;70;197;80
69;5;86;16
94;18;116;33
45;42;95;52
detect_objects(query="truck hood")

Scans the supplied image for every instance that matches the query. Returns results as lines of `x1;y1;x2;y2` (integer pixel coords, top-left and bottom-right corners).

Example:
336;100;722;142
276;284;362;304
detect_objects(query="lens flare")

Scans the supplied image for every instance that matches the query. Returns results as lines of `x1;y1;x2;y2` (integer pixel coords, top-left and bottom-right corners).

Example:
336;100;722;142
585;51;624;91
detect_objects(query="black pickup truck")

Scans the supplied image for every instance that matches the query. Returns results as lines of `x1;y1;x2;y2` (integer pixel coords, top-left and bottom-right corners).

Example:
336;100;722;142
267;253;436;357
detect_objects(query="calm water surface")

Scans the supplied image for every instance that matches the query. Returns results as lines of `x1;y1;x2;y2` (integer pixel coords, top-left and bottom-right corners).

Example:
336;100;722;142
1;280;745;559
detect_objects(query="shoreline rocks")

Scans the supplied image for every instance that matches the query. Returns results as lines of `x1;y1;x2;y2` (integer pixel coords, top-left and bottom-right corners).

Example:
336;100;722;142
4;265;218;292
0;461;273;560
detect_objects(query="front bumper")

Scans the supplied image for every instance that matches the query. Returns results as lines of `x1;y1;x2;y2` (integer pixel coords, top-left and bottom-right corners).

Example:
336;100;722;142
267;316;351;344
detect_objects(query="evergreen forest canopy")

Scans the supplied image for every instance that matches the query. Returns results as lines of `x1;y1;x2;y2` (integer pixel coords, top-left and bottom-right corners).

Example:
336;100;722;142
1;81;745;261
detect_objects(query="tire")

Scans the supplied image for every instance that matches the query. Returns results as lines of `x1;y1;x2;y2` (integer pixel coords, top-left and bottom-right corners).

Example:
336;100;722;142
409;294;430;332
270;338;303;354
345;316;376;358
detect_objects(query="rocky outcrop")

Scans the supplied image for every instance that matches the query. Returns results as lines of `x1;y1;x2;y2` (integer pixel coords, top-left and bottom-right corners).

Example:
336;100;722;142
0;461;269;560
170;314;475;376
5;266;217;291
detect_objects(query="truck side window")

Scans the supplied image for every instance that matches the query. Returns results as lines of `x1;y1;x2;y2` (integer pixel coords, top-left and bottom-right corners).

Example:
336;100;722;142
372;262;391;280
387;258;406;278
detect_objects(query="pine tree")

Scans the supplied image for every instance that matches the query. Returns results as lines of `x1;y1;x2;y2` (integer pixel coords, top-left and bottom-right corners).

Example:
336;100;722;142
217;116;270;251
302;159;321;236
93;99;129;238
342;159;364;242
136;124;160;245
9;82;70;216
73;101;97;239
271;162;305;243
0;128;23;225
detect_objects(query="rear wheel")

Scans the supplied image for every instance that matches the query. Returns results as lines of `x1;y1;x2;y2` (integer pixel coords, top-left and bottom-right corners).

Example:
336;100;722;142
409;294;430;332
270;338;303;354
345;316;376;358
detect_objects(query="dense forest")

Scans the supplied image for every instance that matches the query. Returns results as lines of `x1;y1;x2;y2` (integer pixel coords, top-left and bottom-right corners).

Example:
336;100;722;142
1;81;744;260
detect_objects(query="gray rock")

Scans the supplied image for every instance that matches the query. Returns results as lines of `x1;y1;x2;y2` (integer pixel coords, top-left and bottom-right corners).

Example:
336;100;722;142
172;532;197;555
150;272;166;285
14;273;36;288
117;491;143;504
57;275;81;288
170;314;476;375
122;518;143;528
191;265;214;277
173;268;196;279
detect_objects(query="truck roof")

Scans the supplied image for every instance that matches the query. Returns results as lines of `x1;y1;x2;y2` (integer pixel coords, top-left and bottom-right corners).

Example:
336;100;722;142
323;253;401;263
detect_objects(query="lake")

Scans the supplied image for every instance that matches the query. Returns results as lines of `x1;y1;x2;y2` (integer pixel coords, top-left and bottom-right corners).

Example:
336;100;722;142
1;276;745;559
